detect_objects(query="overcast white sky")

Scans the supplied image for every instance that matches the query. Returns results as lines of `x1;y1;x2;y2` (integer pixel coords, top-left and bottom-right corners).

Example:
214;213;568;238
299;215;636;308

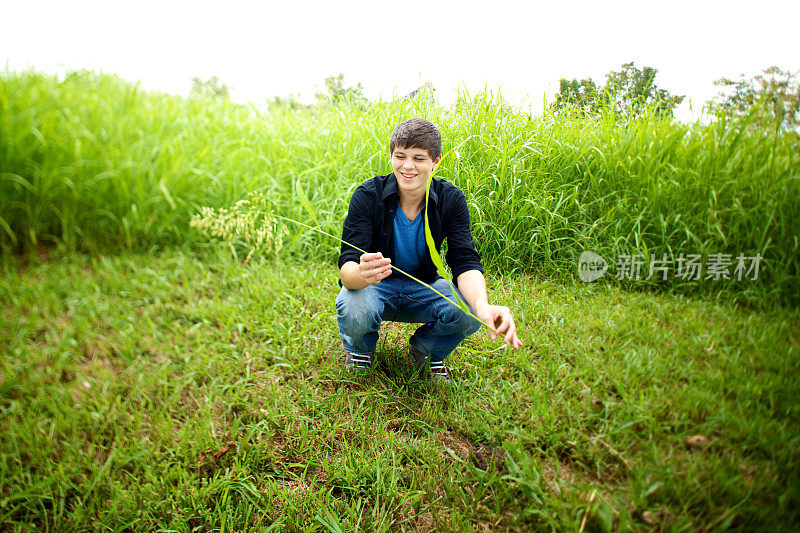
3;0;798;119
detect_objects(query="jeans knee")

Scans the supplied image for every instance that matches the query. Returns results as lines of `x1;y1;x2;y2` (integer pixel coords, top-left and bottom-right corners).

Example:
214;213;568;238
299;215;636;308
454;308;481;336
336;287;382;335
462;313;481;336
438;302;481;337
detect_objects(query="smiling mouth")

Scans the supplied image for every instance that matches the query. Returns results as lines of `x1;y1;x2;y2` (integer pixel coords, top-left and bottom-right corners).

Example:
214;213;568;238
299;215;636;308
400;172;417;180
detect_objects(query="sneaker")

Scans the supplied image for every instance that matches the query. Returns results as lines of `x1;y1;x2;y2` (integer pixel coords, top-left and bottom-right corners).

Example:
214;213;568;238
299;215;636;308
409;346;451;383
429;359;451;383
409;345;428;368
344;350;373;372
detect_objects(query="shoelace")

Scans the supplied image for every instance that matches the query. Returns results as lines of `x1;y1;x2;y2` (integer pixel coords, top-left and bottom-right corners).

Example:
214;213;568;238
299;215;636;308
429;360;449;378
348;352;373;369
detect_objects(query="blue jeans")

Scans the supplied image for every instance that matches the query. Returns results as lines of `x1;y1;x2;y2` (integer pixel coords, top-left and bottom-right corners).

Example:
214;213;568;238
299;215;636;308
335;277;481;362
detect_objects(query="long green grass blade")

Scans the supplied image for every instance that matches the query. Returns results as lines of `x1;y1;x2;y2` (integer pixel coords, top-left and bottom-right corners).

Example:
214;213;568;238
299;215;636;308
271;213;492;331
295;178;319;227
423;139;474;313
0;215;17;244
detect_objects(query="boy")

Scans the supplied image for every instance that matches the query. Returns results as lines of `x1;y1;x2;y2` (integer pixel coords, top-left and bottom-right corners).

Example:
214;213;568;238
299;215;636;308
335;118;522;382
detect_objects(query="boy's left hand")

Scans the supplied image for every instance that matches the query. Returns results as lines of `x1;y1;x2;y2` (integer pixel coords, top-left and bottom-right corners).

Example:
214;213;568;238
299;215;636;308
476;304;523;349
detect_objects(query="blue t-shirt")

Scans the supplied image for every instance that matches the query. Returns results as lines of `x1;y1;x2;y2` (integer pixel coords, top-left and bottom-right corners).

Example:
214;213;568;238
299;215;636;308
393;208;427;275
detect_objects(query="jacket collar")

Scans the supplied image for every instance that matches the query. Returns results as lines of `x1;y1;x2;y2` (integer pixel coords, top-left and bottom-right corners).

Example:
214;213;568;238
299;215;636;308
383;173;439;205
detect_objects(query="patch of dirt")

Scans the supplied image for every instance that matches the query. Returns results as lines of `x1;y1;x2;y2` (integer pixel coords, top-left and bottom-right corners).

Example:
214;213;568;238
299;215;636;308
438;431;473;462
306;464;329;485
252;370;285;388
34;244;53;263
79;341;127;374
540;456;600;496
29;324;51;348
197;441;237;475
739;463;756;483
258;476;314;519
390;508;438;533
642;508;676;527
538;455;627;528
281;476;313;497
1;305;15;325
63;341;135;403
186;517;212;532
438;431;507;473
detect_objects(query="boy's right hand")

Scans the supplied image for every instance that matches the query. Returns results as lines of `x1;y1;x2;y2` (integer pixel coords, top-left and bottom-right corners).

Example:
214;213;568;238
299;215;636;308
359;252;392;285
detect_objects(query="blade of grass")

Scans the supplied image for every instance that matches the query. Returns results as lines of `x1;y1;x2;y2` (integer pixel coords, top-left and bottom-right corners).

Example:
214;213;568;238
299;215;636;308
423;137;475;313
271;213;493;331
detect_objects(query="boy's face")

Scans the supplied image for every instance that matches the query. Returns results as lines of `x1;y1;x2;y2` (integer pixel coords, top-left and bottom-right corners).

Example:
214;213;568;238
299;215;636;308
390;146;442;198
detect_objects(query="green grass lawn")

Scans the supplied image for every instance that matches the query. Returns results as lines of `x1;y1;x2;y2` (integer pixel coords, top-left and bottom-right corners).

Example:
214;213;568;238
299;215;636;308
1;251;798;531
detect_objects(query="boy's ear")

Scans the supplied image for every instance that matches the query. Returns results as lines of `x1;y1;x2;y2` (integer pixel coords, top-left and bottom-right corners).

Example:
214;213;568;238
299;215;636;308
433;155;442;166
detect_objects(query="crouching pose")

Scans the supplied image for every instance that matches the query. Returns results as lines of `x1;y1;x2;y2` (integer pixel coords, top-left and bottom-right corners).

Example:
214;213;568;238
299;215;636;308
335;118;522;382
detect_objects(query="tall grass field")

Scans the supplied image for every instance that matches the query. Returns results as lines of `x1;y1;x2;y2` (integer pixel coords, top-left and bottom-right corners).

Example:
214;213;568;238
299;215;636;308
1;70;799;530
1;70;798;305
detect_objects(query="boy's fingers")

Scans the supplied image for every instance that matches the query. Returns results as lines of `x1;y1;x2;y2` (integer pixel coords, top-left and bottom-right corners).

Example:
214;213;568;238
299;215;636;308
493;310;522;347
362;255;391;267
360;258;393;284
493;310;511;332
360;257;389;274
510;332;522;348
365;265;388;278
504;324;517;344
361;252;383;262
502;315;516;343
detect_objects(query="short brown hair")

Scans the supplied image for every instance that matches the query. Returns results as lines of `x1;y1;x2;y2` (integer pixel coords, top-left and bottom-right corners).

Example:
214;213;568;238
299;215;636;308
389;118;442;161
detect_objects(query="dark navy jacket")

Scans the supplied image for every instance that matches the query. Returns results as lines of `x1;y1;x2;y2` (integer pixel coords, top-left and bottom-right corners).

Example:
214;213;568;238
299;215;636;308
337;173;483;286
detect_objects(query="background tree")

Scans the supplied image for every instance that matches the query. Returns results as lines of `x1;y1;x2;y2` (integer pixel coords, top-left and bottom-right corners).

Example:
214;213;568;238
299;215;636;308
604;62;684;117
552;78;601;115
191;76;230;99
316;73;368;107
712;66;800;133
406;81;437;105
270;94;307;110
551;62;684;118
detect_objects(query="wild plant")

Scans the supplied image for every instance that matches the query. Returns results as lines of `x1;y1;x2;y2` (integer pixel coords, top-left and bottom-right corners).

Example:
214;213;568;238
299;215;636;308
190;191;286;262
